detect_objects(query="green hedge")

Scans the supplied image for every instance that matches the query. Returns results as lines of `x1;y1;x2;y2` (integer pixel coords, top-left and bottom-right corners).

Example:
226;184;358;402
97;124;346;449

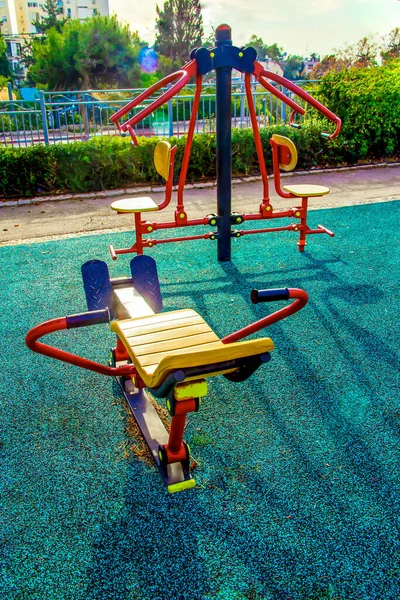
0;119;397;199
2;61;400;199
317;59;400;160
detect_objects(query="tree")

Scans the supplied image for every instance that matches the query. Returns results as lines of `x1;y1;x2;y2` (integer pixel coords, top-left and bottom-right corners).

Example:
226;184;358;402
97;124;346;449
0;34;12;80
282;54;305;80
310;36;377;79
28;16;145;89
246;35;283;61
21;0;68;75
155;0;204;63
310;54;347;79
246;35;268;60
353;36;378;68
202;25;216;49
381;27;400;63
32;0;67;34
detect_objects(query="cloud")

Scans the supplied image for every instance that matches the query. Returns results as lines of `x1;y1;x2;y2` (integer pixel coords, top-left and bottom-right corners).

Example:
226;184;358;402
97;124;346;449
302;0;343;15
110;0;399;57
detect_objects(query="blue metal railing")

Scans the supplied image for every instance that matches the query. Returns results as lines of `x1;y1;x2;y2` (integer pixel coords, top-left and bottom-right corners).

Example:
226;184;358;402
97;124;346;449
0;81;319;147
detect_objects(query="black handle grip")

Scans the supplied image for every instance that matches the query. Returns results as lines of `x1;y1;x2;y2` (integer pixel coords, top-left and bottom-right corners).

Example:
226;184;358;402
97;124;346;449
66;309;110;329
251;288;290;304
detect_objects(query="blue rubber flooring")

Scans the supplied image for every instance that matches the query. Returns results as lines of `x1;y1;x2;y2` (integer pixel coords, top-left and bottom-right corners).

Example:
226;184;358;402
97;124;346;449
1;201;399;599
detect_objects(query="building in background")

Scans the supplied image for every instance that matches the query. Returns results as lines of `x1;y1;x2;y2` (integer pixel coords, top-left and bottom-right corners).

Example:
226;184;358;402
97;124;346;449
5;35;23;76
1;0;109;84
0;0;13;35
2;0;109;35
64;0;109;22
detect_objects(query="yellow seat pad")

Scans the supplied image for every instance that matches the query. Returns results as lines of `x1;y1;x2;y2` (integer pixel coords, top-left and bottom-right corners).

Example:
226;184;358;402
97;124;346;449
110;309;274;389
111;197;159;213
282;184;330;197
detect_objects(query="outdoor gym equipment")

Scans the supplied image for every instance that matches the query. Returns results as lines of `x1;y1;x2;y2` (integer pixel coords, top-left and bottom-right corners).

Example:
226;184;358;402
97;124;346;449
109;23;341;262
26;255;308;493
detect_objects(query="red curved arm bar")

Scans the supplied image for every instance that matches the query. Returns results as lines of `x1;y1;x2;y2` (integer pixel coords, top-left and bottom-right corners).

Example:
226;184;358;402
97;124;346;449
157;145;178;211
221;288;308;344
289;110;300;127
254;70;306;116
126;125;138;147
177;72;202;209
111;61;198;141
245;73;270;202
253;62;341;139
26;318;136;377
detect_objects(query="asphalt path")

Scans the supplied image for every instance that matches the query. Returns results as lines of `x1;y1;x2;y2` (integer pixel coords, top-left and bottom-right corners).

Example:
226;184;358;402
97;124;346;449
1;164;399;245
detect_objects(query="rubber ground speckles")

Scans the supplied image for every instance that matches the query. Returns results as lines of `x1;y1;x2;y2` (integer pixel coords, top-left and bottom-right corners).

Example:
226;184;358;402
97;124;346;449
0;201;399;600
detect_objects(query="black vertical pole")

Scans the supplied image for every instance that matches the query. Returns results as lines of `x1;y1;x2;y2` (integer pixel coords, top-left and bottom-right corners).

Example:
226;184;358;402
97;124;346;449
215;24;232;261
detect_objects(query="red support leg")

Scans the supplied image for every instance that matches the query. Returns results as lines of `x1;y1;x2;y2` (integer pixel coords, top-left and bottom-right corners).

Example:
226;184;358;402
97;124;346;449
162;398;197;464
115;338;129;362
298;197;308;252
134;212;144;255
168;414;188;454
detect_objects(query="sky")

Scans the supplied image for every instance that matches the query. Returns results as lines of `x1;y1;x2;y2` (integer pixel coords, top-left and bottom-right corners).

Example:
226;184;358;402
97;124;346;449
108;0;399;58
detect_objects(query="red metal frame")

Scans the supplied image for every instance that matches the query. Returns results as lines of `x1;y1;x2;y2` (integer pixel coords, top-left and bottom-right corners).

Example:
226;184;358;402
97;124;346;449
245;73;270;210
252;62;342;139
26;287;309;474
110;61;198;142
110;56;342;257
26;317;136;377
177;72;203;214
26;288;308;375
269;135;335;251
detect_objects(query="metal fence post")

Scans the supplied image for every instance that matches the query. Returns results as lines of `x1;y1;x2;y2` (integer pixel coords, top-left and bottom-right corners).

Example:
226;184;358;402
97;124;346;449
167;84;174;137
240;82;245;127
39;91;49;145
7;82;15;115
281;89;288;123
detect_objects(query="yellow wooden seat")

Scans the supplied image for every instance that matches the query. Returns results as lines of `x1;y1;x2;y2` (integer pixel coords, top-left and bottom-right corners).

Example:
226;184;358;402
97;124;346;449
111;197;159;213
110;140;173;215
110;308;274;389
269;133;333;251
270;134;330;198
282;184;330;197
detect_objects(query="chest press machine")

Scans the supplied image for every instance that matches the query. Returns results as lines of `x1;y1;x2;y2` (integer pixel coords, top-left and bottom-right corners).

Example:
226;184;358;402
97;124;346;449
108;24;341;262
26;255;308;493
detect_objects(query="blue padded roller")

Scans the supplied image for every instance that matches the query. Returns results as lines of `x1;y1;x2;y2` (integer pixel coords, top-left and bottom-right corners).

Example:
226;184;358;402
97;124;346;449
81;260;113;314
130;255;163;313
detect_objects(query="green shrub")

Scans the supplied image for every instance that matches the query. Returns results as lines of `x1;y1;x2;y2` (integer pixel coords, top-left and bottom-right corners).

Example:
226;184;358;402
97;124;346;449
0;116;398;198
317;60;400;159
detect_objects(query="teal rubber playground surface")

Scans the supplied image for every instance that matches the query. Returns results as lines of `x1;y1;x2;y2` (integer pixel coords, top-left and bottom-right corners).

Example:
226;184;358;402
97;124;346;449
1;201;399;600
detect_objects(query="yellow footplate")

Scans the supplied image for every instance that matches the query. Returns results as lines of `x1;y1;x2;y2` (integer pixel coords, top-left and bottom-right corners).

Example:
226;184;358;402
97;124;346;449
168;479;197;494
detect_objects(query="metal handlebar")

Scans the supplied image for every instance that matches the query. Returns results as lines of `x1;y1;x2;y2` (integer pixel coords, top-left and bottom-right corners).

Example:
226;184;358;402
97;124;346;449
110;61;198;143
221;288;308;344
253;62;341;139
25;309;136;377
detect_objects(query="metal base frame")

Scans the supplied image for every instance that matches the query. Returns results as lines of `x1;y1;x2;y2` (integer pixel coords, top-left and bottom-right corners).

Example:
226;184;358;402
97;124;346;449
116;375;196;494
